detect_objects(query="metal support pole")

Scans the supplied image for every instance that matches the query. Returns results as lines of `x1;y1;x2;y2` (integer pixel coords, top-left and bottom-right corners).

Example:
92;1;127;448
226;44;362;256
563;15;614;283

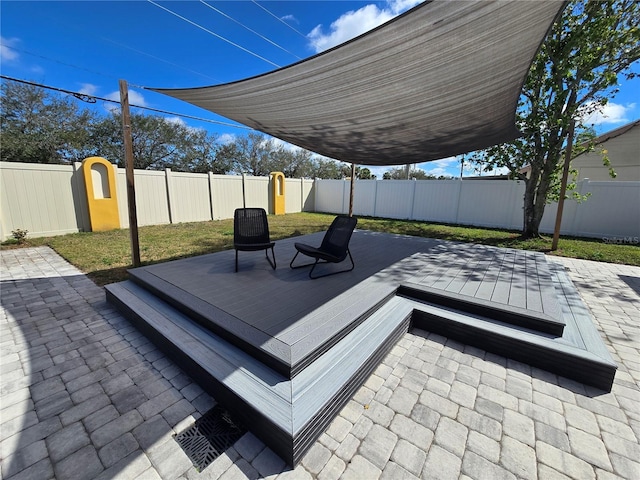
349;163;356;217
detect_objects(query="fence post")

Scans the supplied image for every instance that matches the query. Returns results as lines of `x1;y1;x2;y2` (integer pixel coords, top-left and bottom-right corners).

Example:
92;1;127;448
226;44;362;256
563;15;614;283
373;180;378;218
409;179;417;220
454;178;463;224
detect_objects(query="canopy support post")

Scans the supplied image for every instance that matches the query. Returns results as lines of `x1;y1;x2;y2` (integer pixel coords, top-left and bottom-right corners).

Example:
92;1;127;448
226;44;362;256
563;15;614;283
119;79;141;267
552;119;576;251
349;163;355;217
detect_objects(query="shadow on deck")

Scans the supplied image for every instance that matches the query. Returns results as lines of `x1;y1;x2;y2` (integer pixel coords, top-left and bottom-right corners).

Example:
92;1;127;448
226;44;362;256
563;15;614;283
105;230;616;466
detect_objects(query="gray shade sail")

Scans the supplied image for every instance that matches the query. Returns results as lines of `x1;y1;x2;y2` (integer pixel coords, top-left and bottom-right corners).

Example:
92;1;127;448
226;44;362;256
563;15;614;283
151;0;565;166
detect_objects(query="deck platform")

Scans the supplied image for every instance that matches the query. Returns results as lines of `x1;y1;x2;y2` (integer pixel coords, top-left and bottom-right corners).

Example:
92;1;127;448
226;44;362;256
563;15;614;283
106;230;616;466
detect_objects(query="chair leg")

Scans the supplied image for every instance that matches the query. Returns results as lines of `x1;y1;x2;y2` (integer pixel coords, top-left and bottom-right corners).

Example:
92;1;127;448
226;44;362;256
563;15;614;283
235;250;239;272
308;249;355;279
291;249;355;279
290;251;323;270
265;246;276;270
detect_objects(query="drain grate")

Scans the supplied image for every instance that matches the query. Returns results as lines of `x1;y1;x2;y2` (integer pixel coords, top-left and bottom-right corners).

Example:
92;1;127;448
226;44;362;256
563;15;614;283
174;405;247;471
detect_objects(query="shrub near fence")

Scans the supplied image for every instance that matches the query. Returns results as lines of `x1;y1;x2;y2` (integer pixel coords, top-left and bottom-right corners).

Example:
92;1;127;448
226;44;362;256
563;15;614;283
0;161;314;239
314;178;640;240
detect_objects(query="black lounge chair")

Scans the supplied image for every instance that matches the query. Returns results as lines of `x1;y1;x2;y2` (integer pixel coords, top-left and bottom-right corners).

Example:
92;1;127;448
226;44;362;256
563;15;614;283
290;215;357;279
234;208;276;272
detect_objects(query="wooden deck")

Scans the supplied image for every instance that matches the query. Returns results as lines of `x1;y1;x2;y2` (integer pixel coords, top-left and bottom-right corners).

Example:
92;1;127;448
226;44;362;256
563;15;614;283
106;229;616;466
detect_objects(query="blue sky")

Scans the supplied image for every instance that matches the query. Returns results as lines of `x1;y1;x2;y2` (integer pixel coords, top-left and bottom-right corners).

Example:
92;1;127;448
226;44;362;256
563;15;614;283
1;0;638;178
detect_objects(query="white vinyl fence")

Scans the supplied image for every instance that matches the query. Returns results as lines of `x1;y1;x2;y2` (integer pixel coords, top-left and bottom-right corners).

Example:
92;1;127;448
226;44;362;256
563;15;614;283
314;178;640;240
0;161;314;240
2;161;638;241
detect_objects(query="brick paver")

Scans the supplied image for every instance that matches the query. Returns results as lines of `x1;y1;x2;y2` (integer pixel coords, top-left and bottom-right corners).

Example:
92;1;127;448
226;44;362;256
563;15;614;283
1;247;639;479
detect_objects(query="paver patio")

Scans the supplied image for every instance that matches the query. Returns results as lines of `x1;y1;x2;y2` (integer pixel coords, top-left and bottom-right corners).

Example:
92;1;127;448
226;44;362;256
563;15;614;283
1;243;639;479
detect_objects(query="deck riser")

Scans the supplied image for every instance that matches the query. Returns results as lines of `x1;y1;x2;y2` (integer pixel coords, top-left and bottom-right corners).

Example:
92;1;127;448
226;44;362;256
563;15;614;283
293;314;411;464
106;284;412;467
412;310;615;391
128;270;292;377
106;287;296;464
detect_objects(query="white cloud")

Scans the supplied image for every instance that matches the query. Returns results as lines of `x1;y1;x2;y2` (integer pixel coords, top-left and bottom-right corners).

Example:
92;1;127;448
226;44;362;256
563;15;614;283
104;89;147;113
78;83;98;95
1;36;20;62
163;116;185;126
308;0;422;53
218;133;236;145
388;0;423;14
580;101;636;126
419;157;460;177
105;89;147;106
270;136;304;152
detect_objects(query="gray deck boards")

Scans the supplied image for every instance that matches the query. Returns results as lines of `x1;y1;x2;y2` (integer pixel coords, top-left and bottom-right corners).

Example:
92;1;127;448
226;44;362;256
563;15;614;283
107;229;617;466
127;231;566;376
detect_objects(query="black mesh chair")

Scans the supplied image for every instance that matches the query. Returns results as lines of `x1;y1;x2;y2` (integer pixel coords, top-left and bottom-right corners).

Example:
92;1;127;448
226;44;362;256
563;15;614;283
234;208;276;272
289;215;357;279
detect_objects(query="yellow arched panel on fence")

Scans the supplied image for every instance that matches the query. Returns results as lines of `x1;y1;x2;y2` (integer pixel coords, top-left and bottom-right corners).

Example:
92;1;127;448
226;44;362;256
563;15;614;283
82;157;120;231
270;171;285;215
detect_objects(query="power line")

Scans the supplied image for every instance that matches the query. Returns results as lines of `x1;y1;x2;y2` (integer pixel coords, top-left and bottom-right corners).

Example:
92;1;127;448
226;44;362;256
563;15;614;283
97;37;220;83
251;0;308;39
147;0;281;68
199;0;302;60
0;75;252;130
1;33;218;86
0;43;122;83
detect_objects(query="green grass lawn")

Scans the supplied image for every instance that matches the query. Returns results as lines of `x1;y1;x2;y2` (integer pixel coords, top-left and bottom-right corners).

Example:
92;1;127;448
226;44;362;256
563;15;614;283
3;212;638;286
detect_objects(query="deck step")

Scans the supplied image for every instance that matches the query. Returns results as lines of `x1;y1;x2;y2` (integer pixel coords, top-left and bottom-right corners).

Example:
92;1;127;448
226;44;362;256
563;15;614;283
398;282;565;336
105;280;412;466
399;288;616;391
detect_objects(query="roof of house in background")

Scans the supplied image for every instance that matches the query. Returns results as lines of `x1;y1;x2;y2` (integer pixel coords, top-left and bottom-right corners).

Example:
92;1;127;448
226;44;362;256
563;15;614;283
591;118;640;145
151;0;566;166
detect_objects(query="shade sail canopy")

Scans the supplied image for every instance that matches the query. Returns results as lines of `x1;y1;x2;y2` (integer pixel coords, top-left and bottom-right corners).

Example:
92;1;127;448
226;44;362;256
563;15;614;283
151;0;565;166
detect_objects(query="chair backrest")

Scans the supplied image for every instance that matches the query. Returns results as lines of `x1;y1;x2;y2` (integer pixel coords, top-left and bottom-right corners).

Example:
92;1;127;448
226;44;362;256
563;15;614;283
234;208;271;244
319;215;358;260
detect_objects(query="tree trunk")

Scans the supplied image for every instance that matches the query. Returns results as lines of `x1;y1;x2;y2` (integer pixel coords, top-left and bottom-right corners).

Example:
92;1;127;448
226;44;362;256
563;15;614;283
521;166;549;239
522;178;542;238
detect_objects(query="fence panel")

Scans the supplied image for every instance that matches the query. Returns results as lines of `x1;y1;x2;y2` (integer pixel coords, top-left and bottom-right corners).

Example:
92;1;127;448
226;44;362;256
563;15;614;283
315;180;348;214
571;181;639;238
540;180;640;239
166;171;212;223
285;179;301;213
373;180;414;219
457;180;523;230
352;181;377;217
302;179;315;212
209;175;244;220
116;169;171;228
0;162;83;238
412;180;461;223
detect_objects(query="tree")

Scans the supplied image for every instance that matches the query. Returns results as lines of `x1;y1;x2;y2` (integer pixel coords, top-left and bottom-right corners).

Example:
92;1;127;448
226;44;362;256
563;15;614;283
183;129;230;174
473;0;639;238
222;132;276;176
0;81;96;163
269;145;316;178
88;112;229;172
340;164;375;179
313;158;346;179
383;166;438;180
